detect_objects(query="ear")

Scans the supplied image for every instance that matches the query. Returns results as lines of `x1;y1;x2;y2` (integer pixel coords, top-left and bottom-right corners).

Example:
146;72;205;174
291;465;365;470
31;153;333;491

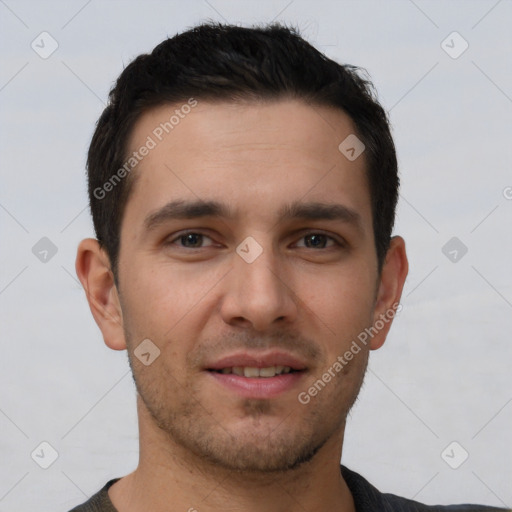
370;236;408;350
75;238;127;351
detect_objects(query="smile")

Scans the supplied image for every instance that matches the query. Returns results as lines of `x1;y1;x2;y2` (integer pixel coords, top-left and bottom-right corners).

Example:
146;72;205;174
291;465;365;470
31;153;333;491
213;366;293;378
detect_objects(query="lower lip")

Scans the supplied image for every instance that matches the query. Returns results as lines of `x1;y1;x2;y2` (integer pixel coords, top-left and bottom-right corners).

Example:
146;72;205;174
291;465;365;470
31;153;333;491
207;371;305;399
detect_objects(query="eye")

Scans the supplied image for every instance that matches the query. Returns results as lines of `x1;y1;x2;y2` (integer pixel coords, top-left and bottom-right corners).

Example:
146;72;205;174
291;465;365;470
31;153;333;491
295;233;338;249
168;232;214;249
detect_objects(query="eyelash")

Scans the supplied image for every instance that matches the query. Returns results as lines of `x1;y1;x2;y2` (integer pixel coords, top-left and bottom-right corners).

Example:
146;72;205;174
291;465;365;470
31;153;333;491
166;230;344;250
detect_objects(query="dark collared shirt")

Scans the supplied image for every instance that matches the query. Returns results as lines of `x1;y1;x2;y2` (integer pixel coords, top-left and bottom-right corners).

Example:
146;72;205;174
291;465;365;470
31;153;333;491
68;465;510;511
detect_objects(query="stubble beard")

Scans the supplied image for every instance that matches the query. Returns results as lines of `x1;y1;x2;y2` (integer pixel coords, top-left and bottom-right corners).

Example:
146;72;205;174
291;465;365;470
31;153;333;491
129;351;368;475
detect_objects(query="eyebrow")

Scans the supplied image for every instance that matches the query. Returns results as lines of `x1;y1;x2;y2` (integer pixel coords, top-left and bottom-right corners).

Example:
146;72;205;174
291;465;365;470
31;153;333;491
143;200;234;231
277;201;361;228
143;199;362;232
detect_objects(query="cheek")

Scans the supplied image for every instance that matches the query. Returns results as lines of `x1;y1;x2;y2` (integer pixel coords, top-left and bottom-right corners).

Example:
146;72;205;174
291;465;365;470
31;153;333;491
296;265;376;332
118;263;176;345
119;259;222;347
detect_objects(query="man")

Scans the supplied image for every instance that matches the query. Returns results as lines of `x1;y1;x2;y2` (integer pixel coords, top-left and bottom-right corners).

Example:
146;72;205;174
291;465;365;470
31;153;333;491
71;22;508;511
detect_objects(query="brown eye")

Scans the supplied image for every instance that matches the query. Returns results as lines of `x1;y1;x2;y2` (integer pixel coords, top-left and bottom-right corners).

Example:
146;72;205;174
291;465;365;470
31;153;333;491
305;234;328;248
180;233;204;247
296;233;336;249
168;232;214;248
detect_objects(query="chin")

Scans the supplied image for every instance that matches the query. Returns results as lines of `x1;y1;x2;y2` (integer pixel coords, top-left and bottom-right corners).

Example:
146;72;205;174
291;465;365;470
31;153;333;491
195;433;326;474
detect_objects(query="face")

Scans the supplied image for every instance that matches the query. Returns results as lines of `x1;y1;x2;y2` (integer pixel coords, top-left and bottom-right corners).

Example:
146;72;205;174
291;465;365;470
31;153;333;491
108;99;399;473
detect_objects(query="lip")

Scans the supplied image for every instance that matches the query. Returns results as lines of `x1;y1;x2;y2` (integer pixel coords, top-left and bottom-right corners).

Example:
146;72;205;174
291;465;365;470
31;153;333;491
204;350;308;399
205;350;308;371
207;371;306;399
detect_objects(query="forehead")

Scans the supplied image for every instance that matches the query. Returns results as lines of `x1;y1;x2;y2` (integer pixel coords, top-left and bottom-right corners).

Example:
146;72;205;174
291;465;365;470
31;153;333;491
122;98;371;230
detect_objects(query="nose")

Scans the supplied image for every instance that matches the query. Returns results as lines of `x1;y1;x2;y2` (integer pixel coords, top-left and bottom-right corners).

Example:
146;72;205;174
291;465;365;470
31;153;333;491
219;241;298;331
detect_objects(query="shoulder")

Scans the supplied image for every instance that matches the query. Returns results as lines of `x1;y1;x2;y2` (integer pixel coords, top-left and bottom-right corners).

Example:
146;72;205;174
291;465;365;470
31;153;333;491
340;465;508;512
379;491;507;512
67;478;120;512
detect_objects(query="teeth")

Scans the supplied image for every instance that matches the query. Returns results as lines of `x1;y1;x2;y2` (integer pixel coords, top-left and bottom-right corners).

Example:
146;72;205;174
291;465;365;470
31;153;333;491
258;366;276;377
217;366;293;377
244;367;260;378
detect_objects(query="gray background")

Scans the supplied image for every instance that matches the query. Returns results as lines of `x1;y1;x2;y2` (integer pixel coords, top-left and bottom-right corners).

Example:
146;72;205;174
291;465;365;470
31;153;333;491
0;0;511;510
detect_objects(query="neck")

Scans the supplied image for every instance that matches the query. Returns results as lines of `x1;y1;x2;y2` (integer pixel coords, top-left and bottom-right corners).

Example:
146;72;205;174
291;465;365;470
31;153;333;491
109;396;355;512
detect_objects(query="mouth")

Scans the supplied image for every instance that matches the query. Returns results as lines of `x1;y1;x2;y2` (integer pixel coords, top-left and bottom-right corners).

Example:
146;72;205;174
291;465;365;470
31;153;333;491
205;351;307;399
210;365;296;378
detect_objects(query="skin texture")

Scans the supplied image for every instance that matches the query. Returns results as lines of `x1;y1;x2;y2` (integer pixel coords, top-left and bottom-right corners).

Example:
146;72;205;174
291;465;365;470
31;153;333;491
76;98;408;511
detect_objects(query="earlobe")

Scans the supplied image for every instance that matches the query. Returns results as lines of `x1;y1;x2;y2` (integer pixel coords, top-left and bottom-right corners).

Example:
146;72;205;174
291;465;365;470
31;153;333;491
370;236;408;351
75;238;127;351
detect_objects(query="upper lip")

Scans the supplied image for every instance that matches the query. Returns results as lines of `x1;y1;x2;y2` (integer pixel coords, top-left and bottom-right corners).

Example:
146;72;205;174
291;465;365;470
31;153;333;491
206;351;308;371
